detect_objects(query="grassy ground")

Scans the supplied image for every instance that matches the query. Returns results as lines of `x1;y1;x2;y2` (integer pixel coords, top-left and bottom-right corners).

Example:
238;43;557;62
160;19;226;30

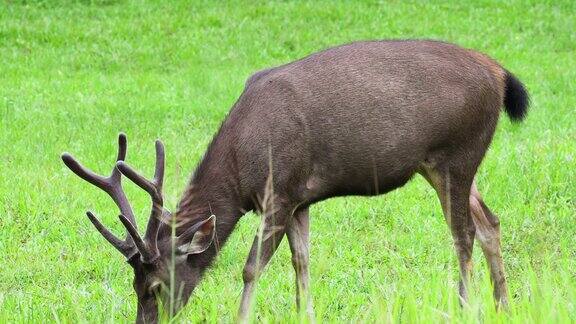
1;0;575;322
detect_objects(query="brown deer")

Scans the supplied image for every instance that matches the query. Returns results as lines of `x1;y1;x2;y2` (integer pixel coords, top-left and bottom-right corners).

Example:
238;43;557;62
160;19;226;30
62;40;528;323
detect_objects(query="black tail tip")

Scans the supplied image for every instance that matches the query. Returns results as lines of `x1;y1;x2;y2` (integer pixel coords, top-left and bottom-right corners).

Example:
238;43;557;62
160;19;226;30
504;71;529;122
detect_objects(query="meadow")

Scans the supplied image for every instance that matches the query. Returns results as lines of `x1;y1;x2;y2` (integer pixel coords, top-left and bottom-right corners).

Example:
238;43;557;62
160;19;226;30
1;0;575;322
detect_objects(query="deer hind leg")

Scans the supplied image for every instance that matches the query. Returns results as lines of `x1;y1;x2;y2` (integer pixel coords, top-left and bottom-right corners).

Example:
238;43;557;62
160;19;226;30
286;207;315;321
420;162;476;305
470;181;509;309
237;199;291;323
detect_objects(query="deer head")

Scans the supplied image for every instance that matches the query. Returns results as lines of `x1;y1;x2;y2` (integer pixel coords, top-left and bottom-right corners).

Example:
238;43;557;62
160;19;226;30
62;134;216;323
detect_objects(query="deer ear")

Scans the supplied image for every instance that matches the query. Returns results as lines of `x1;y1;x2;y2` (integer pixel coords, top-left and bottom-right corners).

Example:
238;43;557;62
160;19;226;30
177;215;216;255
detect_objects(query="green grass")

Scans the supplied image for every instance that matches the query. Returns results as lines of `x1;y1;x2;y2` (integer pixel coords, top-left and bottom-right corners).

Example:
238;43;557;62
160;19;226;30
1;0;575;322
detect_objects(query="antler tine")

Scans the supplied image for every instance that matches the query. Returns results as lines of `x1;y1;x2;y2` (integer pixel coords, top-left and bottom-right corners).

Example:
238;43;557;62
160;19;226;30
146;140;165;253
116;161;160;201
117;133;128;161
61;153;110;191
115;139;166;262
110;133;128;180
153;140;165;191
86;211;135;258
118;214;155;261
61;134;137;224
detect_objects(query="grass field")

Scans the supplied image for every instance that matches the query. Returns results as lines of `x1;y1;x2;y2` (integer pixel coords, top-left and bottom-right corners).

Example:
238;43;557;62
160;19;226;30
1;0;575;322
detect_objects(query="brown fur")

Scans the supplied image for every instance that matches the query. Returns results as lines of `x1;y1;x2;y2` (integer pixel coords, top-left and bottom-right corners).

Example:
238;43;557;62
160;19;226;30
467;49;506;98
65;40;529;322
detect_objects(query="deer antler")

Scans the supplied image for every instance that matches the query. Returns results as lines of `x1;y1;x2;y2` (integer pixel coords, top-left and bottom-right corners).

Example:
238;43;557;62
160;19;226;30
61;133;168;263
116;139;166;262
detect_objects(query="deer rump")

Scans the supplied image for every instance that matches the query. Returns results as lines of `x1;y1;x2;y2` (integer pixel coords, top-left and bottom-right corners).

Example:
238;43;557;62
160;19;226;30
223;40;509;206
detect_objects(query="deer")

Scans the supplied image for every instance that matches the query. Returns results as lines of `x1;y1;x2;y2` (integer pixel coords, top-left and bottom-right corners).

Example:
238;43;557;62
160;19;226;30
62;40;529;323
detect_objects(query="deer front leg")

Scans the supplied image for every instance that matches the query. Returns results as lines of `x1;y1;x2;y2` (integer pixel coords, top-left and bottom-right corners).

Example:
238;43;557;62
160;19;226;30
238;205;290;323
286;208;315;321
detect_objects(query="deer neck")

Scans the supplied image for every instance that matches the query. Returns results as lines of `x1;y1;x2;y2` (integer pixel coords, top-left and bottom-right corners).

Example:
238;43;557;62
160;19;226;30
174;141;244;269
